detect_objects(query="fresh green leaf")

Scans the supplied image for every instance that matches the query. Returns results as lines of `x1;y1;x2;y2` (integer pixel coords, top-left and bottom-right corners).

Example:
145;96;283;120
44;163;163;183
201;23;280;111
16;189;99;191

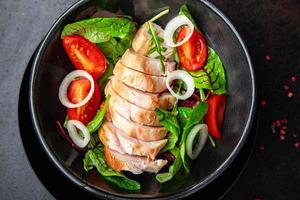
63;116;69;129
190;47;227;95
97;38;129;65
156;147;182;183
86;95;111;133
179;102;208;172
87;133;100;149
155;108;180;152
61;17;136;43
61;17;136;65
179;4;198;30
83;145;141;190
177;107;193;128
97;63;113;95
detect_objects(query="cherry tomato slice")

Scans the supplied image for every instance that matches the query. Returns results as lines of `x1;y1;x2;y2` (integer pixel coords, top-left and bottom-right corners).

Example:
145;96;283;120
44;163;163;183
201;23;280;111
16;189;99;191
67;77;101;125
62;35;106;79
205;94;226;139
177;26;208;71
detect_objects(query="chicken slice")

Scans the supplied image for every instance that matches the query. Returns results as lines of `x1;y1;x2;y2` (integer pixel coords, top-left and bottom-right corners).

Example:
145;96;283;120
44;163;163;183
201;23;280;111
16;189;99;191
105;82;161;126
104;147;168;174
107;106;167;141
113;61;167;93
121;48;175;76
132;23;173;60
99;121;167;160
109;77;175;110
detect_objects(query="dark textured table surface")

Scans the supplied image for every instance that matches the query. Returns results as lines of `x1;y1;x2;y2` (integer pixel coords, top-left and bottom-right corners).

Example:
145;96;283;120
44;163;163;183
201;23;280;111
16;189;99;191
1;0;299;199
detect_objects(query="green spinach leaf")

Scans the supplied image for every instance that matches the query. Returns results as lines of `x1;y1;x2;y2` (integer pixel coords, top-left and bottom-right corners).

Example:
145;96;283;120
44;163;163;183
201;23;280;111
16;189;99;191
177;107;193;128
155;108;180;153
179;4;198;30
180;102;208;172
61;17;136;43
83;145;141;190
190;47;227;95
61;17;136;65
86;95;110;133
156;147;182;183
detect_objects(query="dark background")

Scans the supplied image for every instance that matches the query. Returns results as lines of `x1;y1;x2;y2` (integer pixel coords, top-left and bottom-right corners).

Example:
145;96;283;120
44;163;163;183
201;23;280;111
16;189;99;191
0;0;299;199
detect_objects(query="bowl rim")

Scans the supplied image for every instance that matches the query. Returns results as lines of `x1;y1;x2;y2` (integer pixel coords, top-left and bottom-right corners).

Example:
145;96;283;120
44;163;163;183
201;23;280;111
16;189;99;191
29;0;256;199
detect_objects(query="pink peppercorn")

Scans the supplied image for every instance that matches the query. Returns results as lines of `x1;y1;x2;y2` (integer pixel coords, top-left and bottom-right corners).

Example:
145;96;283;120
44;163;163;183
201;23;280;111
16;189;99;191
265;55;271;61
280;135;285;140
287;92;293;98
291;76;297;82
280;129;286;135
293;142;300;148
260;99;267;106
283;84;289;90
259;144;265;151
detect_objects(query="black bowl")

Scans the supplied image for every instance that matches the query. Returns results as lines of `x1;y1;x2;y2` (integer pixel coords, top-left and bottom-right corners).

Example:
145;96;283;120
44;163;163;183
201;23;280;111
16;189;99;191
29;0;256;199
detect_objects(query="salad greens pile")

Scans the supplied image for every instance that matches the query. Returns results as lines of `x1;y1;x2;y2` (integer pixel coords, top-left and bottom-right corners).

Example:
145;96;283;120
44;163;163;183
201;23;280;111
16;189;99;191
60;4;227;190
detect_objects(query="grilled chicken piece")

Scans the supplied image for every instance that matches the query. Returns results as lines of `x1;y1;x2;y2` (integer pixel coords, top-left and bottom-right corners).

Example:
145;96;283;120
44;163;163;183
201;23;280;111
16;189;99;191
105;83;161;126
113;61;167;93
107;106;167;141
104;147;168;174
99;121;167;160
132;23;173;60
121;48;175;76
108;77;175;110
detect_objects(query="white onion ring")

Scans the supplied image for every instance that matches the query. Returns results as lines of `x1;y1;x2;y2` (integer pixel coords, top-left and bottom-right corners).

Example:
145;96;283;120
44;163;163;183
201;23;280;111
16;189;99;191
166;70;195;100
186;124;208;160
58;70;94;108
67;120;90;148
164;15;194;47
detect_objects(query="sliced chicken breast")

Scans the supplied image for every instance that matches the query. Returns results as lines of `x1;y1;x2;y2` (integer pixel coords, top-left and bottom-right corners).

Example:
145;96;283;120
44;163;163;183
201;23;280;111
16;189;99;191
132;23;173;60
121;48;175;76
99;121;167;160
105;82;161;126
113;61;167;93
107;106;167;141
108;78;175;110
104;147;168;174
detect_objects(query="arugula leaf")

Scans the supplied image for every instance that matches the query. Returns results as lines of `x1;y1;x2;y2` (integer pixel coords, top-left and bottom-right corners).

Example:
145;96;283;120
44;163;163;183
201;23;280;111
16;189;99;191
156;147;182;183
180;102;208;172
190;47;227;95
155;108;180;153
83;145;141;190
147;22;166;72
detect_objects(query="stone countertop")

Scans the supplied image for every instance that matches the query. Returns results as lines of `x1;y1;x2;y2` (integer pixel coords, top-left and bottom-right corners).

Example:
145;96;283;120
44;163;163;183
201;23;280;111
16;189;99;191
0;0;299;199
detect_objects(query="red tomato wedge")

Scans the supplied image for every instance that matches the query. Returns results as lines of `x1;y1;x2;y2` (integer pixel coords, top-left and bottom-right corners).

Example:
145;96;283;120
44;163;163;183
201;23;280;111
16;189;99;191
177;26;208;71
62;35;106;79
205;94;226;139
67;77;101;125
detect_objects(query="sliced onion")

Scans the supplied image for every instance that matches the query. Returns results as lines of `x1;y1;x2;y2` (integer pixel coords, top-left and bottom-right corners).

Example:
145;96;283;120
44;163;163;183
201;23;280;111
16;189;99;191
186;124;208;160
67;120;90;148
166;70;195;100
164;15;194;47
58;70;94;108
